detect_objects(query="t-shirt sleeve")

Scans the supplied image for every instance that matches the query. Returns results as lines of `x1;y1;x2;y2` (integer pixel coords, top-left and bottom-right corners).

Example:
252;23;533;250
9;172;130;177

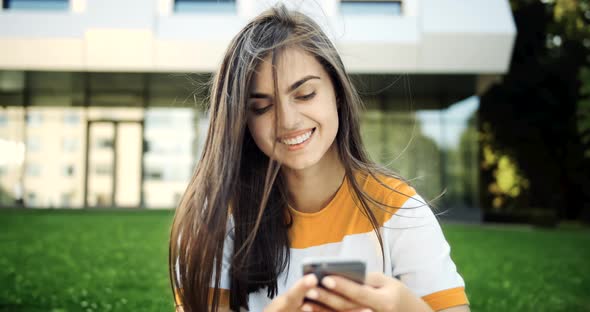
387;194;469;311
174;217;234;306
215;217;234;290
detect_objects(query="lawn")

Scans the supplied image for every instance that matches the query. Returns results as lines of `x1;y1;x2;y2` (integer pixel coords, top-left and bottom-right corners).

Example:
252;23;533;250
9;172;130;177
0;209;589;311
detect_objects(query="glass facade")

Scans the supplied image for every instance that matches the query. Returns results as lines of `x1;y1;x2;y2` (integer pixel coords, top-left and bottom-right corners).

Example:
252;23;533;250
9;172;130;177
0;71;479;212
174;0;236;13
0;105;201;209
340;1;402;15
144;108;197;208
2;0;69;10
360;97;479;210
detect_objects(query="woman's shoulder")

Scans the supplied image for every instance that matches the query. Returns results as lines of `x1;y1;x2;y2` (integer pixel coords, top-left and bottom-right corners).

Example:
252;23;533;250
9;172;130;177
352;170;417;205
351;169;433;227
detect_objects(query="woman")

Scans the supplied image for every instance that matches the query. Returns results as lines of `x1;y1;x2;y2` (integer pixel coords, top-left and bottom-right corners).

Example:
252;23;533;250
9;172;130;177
170;4;470;312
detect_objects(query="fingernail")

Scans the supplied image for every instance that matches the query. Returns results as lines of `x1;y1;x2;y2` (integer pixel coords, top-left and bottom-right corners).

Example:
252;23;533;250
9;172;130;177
301;304;314;312
306;289;318;299
322;276;336;289
304;274;318;286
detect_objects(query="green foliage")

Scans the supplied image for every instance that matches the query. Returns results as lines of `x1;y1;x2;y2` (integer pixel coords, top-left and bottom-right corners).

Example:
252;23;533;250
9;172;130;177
479;120;532;213
480;123;530;211
578;66;590;157
553;0;590;40
552;0;590;158
481;0;590;219
1;210;589;311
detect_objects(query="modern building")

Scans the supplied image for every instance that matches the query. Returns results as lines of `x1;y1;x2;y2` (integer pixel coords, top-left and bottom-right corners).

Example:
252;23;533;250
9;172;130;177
0;0;516;219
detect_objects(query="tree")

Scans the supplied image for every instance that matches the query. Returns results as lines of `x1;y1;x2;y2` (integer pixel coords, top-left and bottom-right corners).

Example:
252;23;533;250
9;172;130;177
479;0;590;222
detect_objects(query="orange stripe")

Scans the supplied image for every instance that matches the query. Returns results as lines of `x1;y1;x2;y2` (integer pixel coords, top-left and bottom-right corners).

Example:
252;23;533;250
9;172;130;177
289;173;417;249
174;288;182;306
422;287;469;311
174;288;230;308
208;289;230;308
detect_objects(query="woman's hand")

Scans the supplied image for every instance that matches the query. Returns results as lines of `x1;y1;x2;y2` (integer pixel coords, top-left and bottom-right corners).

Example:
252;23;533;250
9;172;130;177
311;272;432;312
264;274;320;312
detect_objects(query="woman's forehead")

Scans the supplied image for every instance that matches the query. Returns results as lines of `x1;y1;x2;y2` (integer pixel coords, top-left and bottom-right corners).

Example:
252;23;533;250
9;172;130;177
250;47;325;93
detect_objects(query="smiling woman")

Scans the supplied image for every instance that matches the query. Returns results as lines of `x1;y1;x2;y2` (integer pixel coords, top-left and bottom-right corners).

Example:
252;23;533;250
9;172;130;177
169;3;470;312
247;49;339;172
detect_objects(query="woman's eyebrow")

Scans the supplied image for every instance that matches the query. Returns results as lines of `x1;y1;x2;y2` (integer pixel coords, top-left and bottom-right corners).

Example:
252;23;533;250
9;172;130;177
249;93;271;99
249;75;320;99
287;75;320;93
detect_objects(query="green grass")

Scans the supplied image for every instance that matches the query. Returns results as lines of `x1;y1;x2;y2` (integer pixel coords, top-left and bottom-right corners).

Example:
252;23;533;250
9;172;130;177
1;209;589;311
0;209;174;312
444;223;590;311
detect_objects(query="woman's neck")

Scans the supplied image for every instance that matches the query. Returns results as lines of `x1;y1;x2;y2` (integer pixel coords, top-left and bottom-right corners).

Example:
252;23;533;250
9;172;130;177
281;143;346;213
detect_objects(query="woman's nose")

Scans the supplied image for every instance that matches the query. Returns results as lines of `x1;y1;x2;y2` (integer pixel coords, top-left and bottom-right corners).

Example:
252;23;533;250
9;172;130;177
277;100;301;130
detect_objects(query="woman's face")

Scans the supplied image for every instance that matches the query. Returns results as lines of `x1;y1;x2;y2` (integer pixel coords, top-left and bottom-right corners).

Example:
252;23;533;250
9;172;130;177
246;47;339;171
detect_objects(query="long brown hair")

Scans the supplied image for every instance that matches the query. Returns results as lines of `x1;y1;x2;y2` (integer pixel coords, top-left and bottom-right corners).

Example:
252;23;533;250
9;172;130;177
169;4;421;311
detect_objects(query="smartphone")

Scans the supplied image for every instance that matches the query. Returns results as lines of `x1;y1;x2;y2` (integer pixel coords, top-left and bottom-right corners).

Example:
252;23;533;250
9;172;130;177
302;257;366;285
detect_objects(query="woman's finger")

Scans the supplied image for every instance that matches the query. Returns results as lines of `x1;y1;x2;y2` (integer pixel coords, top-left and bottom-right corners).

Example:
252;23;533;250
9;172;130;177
300;301;333;312
306;287;361;310
264;274;318;311
321;276;381;308
363;272;389;288
284;274;319;304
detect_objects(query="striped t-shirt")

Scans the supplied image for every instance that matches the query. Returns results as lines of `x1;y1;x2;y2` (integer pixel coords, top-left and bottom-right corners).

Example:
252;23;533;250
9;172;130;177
176;173;469;311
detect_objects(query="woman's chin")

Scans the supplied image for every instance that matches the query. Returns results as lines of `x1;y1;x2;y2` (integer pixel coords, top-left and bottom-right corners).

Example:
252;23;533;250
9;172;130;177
280;158;318;172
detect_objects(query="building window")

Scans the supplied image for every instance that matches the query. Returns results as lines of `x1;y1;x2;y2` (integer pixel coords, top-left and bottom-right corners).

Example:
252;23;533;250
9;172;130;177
26;192;37;206
61;192;73;207
145;111;171;128
62;138;78;152
62;165;75;177
63;113;80;126
174;0;236;13
26;137;41;152
26;112;43;126
26;164;41;177
340;0;402;15
145;164;191;182
146;168;163;181
95;138;114;149
94;164;112;175
0;115;7;126
2;0;69;10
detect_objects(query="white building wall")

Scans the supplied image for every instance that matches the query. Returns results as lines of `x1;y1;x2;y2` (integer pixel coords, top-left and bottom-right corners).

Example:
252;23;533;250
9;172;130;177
0;0;516;74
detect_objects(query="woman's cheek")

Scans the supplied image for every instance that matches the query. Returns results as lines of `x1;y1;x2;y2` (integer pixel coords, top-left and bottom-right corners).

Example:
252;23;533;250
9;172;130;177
250;121;274;155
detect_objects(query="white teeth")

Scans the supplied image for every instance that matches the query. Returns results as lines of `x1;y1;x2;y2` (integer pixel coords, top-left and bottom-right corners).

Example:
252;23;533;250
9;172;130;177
281;130;313;145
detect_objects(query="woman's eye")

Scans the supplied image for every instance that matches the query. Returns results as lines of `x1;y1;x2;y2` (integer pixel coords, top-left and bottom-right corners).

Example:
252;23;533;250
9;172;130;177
296;91;316;101
251;105;272;115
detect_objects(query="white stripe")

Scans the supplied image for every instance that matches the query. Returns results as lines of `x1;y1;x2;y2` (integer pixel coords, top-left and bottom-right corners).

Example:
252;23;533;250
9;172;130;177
245;194;465;310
